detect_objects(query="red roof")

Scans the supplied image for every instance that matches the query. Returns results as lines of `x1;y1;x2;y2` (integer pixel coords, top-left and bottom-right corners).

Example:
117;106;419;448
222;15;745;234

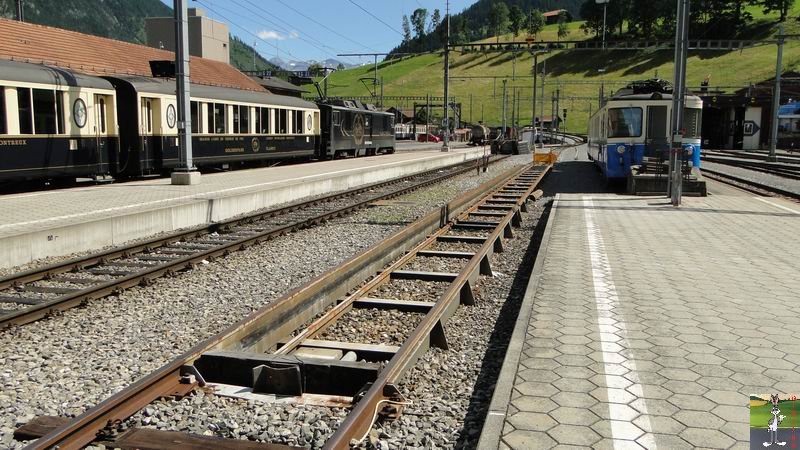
0;18;264;92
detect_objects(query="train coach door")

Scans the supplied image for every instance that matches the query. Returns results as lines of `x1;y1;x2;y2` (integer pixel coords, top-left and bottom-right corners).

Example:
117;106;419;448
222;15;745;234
646;106;669;161
140;98;154;171
94;95;109;170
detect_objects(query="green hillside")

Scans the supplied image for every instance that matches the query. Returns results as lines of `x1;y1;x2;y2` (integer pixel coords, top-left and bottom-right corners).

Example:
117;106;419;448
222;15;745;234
319;6;800;135
0;0;277;72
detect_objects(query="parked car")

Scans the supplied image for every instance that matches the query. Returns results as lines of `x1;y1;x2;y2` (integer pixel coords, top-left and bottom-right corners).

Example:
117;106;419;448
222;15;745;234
417;133;441;143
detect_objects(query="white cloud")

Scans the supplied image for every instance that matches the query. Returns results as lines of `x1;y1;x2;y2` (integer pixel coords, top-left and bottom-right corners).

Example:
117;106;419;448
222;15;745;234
258;30;285;40
256;30;300;41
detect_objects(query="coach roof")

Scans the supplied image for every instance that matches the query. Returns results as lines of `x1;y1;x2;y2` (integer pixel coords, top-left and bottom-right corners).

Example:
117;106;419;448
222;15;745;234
0;59;114;90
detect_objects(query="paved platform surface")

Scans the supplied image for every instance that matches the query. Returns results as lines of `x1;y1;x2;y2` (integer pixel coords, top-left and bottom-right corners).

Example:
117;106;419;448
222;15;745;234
0;148;483;269
481;189;800;449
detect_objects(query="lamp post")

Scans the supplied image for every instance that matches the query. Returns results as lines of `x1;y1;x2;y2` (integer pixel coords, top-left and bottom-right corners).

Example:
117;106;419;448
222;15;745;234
596;0;610;49
669;0;690;205
442;0;451;151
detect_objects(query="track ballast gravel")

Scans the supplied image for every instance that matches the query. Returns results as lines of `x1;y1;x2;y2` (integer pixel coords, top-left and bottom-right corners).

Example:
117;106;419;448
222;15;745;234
0;156;530;449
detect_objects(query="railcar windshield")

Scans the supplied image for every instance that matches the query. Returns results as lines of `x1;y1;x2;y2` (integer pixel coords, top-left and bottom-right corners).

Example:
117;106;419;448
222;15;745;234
607;107;642;138
683;108;702;139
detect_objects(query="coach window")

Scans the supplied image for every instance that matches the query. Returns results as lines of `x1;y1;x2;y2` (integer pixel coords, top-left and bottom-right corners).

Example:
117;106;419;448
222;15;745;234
214;103;227;134
33;89;58;135
0;89;6;134
17;88;33;134
190;101;199;134
257;108;272;134
293;110;303;134
239;105;249;134
233;104;240;133
141;98;153;134
607;108;642;138
56;92;65;134
278;109;288;134
96;96;107;134
332;110;341;126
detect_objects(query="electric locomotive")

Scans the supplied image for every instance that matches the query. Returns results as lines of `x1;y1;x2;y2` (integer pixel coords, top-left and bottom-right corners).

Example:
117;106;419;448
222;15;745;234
588;80;703;181
316;99;395;158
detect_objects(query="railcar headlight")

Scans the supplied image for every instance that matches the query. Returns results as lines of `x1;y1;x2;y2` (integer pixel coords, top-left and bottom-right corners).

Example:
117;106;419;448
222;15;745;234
616;145;626;155
684;145;694;156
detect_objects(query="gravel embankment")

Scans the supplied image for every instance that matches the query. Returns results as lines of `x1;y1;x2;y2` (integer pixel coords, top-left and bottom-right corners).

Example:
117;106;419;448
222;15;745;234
120;197;550;449
0;155;530;449
701;161;800;195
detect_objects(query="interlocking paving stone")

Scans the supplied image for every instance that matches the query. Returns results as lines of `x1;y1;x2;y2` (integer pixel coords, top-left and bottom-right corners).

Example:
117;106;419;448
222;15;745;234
497;193;800;449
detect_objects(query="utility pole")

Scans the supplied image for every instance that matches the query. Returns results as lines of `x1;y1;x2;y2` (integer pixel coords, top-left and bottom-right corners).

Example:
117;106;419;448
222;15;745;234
669;0;690;205
540;58;546;132
502;79;508;138
769;25;785;162
15;0;23;21
171;0;199;185
253;40;258;71
442;0;451;151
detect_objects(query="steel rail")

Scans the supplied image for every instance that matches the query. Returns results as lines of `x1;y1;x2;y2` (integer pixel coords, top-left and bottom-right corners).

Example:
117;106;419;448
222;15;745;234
701;168;800;200
702;156;800;180
325;164;551;448
1;157;505;329
22;162;530;450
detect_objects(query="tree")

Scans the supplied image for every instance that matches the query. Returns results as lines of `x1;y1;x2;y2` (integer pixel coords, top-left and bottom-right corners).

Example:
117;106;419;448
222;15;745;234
429;9;441;34
527;9;545;39
336;63;345;70
760;0;792;22
411;8;428;39
402;15;412;43
308;62;323;75
488;1;510;42
509;5;526;37
557;11;570;40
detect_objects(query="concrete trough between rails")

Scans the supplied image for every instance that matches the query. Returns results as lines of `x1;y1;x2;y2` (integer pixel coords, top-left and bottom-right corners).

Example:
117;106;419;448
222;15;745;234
0;148;486;269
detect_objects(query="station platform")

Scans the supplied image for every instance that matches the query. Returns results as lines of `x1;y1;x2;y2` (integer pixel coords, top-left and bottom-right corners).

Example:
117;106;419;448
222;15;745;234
480;191;800;449
0;148;486;269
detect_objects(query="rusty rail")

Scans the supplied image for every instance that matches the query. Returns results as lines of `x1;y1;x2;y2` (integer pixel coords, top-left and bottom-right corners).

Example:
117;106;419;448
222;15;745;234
21;161;531;450
325;164;551;448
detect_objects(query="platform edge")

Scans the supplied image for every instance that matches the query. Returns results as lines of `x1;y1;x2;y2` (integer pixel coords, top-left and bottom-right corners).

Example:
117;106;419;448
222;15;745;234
475;193;560;450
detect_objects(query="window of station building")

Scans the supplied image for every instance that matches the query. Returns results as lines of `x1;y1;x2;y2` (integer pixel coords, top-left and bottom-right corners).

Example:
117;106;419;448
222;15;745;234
0;89;6;135
278;109;288;134
239;105;249;134
190;101;199;134
214;103;227;134
682;108;702;139
608;108;642;138
17;88;33;134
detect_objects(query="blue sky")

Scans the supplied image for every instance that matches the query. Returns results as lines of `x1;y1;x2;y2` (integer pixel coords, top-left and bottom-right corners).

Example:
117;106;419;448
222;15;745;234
162;0;476;64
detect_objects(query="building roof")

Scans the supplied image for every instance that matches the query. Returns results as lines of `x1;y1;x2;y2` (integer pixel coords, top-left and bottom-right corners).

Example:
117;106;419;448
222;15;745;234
0;18;264;92
250;76;306;95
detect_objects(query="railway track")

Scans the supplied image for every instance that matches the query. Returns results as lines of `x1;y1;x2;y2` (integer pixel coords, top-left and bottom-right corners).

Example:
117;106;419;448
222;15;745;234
0;156;502;329
702;154;800;181
13;162;550;450
701;167;800;200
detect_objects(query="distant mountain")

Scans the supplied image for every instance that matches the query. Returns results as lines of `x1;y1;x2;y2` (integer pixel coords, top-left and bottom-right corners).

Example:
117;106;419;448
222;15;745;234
0;0;279;73
269;57;358;71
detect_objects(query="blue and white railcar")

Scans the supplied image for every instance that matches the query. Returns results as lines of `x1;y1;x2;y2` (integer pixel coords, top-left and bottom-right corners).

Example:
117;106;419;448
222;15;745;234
588;92;703;180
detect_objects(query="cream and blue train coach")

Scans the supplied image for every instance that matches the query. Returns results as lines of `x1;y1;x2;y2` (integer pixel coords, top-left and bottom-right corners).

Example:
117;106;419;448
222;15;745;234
588;84;703;181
